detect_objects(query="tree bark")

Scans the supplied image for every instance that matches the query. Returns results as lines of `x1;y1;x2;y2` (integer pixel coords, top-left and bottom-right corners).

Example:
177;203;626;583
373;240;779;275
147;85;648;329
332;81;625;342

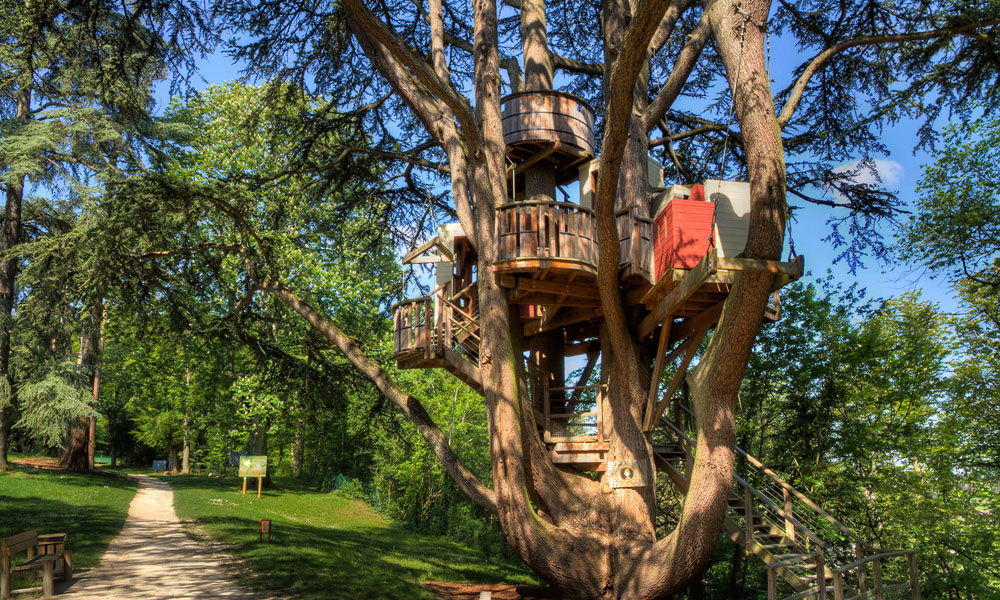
182;410;191;475
87;304;105;470
0;83;31;473
168;447;180;474
301;0;788;596
182;371;191;474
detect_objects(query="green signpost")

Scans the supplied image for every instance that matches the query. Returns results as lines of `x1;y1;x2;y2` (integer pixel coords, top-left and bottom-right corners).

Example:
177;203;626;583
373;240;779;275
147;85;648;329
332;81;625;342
239;456;267;498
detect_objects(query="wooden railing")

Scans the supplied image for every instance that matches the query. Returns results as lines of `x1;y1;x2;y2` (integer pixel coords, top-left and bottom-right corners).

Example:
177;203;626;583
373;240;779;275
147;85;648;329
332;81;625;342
659;398;919;600
392;295;434;358
392;287;480;364
616;205;653;281
829;550;921;600
495;201;598;272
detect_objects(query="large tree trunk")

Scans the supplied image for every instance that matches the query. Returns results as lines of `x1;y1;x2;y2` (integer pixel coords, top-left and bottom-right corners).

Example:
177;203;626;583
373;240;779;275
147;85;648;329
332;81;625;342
316;0;784;596
168;447;180;474
0;85;31;473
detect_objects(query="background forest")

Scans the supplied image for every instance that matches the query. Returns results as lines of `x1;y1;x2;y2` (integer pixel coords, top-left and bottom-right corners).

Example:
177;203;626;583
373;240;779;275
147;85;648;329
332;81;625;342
1;1;998;599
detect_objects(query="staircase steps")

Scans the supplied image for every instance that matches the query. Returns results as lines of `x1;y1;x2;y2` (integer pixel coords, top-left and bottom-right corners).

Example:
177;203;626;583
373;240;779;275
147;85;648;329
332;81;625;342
549;441;609;472
654;411;919;600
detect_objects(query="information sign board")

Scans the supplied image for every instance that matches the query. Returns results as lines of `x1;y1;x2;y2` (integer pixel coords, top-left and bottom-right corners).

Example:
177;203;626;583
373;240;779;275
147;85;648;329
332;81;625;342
239;455;267;478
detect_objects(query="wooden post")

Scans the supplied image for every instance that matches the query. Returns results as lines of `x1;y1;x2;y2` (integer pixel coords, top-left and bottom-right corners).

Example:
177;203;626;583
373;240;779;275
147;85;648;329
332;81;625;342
783;487;795;542
423;298;432;359
832;571;844;600
2;545;10;600
816;553;827;600
908;552;921;600
767;567;776;600
543;378;551;443
257;476;262;499
872;558;884;600
856;543;867;595
744;487;754;551
596;384;604;443
42;560;54;596
242;477;247;495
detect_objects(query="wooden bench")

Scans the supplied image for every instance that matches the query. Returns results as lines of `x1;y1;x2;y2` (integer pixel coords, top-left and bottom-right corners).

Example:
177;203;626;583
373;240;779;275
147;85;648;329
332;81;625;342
1;530;72;599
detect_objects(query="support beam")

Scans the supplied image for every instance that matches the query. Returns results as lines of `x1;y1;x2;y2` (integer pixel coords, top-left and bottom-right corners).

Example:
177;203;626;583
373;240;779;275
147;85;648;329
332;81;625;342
499;275;601;299
644;324;708;430
638;250;718;339
524;307;601;337
644;318;673;425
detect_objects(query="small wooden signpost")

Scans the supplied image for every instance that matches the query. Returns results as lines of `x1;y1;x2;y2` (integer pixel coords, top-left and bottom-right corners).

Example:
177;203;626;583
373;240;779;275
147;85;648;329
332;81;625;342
239;456;267;499
259;519;272;543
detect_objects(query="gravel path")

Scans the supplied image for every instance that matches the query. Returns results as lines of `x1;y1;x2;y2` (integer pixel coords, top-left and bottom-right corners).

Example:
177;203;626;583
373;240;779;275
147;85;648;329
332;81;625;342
59;475;279;599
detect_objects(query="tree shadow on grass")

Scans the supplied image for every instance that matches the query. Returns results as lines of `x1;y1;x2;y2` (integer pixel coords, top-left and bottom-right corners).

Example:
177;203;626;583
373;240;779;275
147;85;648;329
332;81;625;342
160;476;537;600
197;516;530;600
0;492;134;590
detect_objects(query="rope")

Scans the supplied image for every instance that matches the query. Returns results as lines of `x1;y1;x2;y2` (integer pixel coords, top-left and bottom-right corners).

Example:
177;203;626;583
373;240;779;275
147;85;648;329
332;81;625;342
718;0;751;181
787;210;799;261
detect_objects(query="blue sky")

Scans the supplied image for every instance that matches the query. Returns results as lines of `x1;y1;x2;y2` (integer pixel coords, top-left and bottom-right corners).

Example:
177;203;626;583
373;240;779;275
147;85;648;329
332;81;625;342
159;24;962;316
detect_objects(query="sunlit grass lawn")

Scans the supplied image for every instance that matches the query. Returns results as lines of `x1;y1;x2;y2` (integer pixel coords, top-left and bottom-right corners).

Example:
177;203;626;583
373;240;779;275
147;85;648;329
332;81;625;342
0;464;137;587
163;475;536;599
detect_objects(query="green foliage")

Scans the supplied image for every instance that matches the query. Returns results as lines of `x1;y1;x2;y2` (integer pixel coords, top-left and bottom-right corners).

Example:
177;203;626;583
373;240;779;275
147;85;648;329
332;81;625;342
165;475;535;599
702;281;1000;600
904;116;1000;292
14;360;95;448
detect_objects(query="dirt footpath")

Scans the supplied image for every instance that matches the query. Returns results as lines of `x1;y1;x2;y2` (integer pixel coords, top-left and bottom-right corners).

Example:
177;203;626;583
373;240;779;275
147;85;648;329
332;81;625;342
59;474;279;599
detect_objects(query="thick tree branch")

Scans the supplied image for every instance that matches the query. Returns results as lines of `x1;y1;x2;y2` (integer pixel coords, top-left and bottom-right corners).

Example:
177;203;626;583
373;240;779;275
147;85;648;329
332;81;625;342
131;243;242;259
552;54;603;76
648;0;698;56
777;18;1000;129
342;0;483;148
259;279;497;512
594;0;672;350
643;13;711;132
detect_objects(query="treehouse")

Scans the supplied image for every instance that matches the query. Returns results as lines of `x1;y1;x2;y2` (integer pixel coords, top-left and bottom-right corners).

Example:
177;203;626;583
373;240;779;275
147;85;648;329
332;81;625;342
390;89;919;600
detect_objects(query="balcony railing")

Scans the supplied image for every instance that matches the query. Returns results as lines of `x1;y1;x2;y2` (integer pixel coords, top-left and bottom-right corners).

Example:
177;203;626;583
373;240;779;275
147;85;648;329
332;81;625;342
391;287;480;364
495;201;598;275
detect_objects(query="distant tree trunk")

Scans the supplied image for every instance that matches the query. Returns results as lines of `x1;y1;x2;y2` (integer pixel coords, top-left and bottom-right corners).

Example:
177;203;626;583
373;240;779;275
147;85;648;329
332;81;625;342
181;371;191;474
61;302;104;471
292;417;304;478
181;411;191;474
294;358;309;478
110;450;117;468
168;447;180;473
0;85;31;474
249;420;272;486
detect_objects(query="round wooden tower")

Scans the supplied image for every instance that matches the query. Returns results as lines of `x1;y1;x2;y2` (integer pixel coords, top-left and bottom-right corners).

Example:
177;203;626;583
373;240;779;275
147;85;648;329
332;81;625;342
501;90;596;187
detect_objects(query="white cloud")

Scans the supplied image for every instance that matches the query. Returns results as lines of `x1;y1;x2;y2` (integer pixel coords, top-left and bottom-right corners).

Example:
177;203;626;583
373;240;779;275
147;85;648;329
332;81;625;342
833;158;904;188
828;159;903;204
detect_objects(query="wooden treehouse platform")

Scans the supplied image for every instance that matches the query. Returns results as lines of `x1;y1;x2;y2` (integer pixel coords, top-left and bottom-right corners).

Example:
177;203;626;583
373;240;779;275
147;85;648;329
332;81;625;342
391;85;919;598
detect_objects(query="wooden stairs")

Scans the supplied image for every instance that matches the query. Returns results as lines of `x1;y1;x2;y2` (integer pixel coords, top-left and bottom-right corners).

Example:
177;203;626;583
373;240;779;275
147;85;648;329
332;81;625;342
653;402;921;600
